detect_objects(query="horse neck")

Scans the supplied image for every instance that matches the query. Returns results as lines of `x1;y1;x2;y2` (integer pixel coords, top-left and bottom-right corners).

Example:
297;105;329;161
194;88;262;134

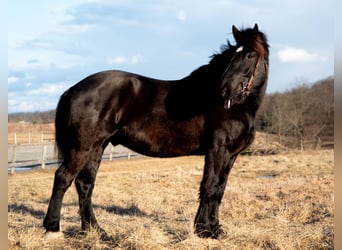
177;56;231;88
210;51;235;75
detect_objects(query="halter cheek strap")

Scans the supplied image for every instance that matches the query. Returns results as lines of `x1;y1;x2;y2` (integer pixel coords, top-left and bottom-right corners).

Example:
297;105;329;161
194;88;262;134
222;55;267;110
242;57;262;95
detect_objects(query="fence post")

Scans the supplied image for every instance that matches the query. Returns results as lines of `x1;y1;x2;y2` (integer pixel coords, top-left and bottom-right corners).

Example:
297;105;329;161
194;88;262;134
14;133;17;145
109;144;113;161
41;145;47;169
128;151;131;160
315;136;321;150
41;133;44;143
11;146;17;174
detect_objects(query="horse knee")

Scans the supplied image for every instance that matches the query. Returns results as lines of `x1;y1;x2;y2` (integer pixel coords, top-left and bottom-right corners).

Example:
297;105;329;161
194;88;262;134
75;166;97;195
53;166;75;192
55;149;93;189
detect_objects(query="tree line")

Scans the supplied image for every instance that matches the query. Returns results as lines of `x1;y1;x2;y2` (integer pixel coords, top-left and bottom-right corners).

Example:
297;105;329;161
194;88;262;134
256;76;333;149
9;76;334;149
9;110;56;124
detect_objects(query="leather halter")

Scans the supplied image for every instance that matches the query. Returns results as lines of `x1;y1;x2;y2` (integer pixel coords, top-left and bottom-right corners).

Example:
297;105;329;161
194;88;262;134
221;55;267;110
241;56;261;96
221;48;261;96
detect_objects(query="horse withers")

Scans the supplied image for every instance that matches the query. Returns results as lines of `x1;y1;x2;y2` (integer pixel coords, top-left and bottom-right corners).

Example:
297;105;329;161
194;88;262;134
43;24;269;240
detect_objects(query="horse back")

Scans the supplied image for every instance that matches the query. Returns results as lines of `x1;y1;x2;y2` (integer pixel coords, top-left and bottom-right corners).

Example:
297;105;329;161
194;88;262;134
59;70;207;156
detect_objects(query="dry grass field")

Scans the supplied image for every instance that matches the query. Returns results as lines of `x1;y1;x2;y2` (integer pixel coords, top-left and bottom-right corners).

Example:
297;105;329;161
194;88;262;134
8;123;54;134
8;149;333;249
8;123;55;144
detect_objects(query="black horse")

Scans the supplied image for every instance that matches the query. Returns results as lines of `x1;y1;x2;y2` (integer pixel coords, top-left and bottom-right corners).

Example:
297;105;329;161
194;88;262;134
44;24;269;239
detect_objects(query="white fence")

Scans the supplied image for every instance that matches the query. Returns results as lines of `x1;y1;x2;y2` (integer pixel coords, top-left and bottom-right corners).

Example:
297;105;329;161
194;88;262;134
8;132;55;145
8;143;140;174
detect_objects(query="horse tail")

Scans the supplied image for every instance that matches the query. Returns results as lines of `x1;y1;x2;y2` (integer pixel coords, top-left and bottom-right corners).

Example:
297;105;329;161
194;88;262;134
55;87;73;162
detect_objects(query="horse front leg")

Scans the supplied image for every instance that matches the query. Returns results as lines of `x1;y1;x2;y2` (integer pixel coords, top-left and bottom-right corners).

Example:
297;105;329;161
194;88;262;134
194;148;237;239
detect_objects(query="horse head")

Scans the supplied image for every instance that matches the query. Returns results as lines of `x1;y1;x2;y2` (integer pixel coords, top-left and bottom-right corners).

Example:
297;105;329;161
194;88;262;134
221;24;269;109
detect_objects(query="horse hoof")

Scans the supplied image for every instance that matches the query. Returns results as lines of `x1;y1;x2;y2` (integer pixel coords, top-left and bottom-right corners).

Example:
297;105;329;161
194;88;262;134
194;224;223;239
44;231;64;241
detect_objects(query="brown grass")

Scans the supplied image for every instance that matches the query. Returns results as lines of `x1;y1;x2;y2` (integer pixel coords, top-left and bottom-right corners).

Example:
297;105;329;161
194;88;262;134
8;123;54;133
8;123;55;144
8;149;333;249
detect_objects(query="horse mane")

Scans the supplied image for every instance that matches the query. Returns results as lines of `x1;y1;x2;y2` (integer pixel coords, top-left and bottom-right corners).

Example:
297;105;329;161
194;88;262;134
208;41;236;67
210;27;269;62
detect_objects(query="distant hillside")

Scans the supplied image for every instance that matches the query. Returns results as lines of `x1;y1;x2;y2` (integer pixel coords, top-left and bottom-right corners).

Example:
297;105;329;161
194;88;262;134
8;110;56;124
256;76;333;149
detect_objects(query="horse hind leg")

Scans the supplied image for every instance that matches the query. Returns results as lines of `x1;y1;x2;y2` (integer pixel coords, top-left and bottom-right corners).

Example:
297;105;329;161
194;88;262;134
74;145;111;241
43;150;91;235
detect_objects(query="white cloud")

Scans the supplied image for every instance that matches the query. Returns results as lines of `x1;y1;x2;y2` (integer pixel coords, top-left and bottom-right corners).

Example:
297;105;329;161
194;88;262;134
177;10;187;21
9;48;84;72
55;23;97;34
277;47;328;63
27;83;68;96
25;82;33;88
8;99;36;112
8;91;61;113
8;77;19;85
107;54;143;65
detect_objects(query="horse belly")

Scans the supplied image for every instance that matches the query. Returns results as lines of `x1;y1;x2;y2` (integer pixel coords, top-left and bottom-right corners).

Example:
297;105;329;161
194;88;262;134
121;116;206;157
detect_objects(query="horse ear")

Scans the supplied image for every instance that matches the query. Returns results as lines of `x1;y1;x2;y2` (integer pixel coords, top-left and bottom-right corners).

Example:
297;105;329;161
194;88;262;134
232;25;240;40
253;23;259;31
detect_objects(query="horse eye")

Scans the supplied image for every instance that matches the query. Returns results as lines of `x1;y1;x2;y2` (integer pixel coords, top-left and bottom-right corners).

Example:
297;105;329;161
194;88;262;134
247;53;254;59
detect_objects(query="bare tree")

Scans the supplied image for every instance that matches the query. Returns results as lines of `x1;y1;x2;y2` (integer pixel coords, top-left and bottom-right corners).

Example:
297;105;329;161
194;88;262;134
256;76;333;149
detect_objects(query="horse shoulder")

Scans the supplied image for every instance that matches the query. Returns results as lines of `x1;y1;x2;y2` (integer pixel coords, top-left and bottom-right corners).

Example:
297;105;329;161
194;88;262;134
209;109;255;154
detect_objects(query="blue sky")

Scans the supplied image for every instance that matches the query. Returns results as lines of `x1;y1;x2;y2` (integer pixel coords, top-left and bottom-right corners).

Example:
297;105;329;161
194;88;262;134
8;0;334;113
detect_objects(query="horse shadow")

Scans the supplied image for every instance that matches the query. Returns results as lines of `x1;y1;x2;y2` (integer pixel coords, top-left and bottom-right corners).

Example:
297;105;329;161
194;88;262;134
9;200;189;244
40;198;147;218
8;203;45;219
61;203;149;245
95;203;148;217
